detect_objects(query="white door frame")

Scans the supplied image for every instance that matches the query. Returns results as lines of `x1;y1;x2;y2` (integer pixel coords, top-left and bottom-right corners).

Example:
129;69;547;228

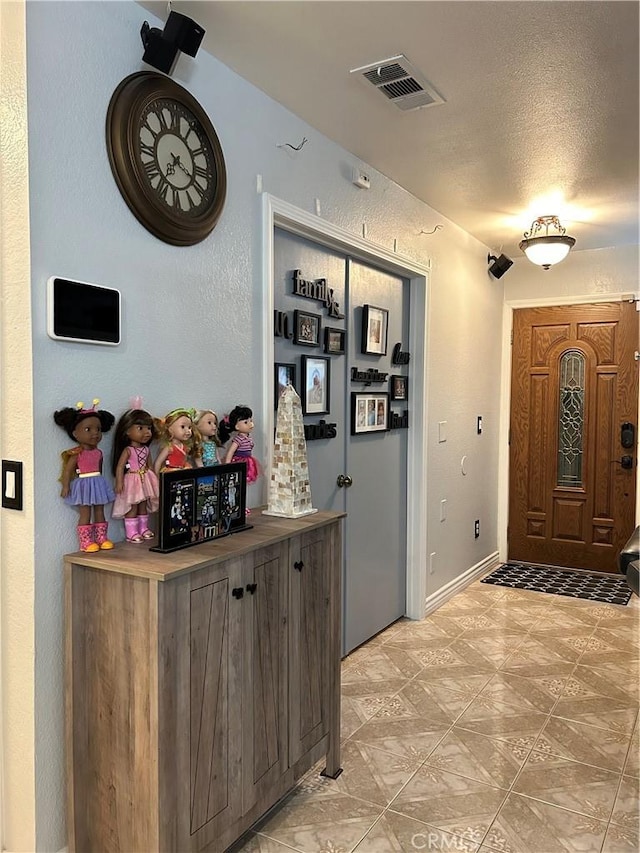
497;292;640;561
261;194;431;619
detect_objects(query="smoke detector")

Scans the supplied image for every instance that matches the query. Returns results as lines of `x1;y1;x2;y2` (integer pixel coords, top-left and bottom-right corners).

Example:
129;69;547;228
350;54;445;112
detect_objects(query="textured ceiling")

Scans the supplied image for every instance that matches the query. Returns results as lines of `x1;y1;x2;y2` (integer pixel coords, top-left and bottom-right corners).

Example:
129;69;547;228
140;1;639;259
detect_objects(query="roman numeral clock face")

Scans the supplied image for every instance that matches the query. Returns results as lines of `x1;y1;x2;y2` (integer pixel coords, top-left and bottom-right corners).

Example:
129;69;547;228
106;73;226;246
138;99;213;215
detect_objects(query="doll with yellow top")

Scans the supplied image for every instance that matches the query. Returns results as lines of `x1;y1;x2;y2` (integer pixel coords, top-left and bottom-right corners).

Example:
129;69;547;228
194;409;222;467
54;399;116;552
153;408;202;474
112;399;160;542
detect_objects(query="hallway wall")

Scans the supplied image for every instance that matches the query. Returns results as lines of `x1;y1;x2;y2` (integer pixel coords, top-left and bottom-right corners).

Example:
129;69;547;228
16;1;502;847
504;245;639;303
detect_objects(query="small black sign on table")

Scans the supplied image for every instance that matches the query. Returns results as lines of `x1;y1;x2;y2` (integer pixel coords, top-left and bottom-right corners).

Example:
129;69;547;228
150;462;252;553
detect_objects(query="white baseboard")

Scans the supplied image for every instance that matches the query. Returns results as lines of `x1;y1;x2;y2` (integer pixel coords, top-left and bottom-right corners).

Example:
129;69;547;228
424;551;500;616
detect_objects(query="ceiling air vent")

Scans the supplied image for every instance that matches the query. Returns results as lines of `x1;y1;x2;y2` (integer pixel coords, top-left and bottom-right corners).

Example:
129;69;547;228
350;54;445;112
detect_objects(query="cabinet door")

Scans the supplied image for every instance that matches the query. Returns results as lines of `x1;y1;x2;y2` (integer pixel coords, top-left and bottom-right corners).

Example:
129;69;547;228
174;558;244;849
242;543;289;813
289;527;333;765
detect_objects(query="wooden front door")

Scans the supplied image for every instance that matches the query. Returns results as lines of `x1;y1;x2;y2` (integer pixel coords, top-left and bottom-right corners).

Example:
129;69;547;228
508;301;638;573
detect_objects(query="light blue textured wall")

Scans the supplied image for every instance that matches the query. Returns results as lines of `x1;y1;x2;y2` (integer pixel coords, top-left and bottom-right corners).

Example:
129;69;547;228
26;2;502;847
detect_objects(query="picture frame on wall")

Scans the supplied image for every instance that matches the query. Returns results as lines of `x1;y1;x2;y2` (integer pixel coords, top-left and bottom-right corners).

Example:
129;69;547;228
302;355;331;415
390;374;408;401
361;304;389;356
351;392;389;435
324;327;346;355
275;362;297;409
293;309;321;347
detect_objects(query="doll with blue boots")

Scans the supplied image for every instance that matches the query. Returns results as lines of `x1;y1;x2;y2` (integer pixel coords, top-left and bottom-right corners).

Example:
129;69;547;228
54;399;116;552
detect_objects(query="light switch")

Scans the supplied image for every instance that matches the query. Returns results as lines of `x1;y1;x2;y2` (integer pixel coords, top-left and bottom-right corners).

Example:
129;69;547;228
5;471;15;499
2;460;23;510
438;421;447;443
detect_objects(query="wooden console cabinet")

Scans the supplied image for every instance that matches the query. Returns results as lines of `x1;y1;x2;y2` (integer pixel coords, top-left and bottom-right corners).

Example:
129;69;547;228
65;510;344;852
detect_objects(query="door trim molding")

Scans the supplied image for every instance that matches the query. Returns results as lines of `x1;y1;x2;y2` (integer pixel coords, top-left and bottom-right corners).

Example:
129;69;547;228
498;293;640;561
261;193;430;619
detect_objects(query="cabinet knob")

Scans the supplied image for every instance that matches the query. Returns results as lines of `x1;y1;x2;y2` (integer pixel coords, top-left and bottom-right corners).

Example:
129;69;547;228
246;583;257;594
293;561;304;572
232;587;244;599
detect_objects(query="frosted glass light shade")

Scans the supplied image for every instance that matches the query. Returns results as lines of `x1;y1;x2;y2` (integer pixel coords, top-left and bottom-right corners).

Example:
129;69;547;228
519;215;576;270
520;237;574;268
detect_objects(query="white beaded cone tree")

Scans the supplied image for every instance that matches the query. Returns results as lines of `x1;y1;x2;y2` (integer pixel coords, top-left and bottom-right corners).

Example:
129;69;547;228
263;383;317;518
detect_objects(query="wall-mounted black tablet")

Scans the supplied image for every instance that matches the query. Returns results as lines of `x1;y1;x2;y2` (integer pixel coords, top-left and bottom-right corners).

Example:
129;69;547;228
47;276;121;346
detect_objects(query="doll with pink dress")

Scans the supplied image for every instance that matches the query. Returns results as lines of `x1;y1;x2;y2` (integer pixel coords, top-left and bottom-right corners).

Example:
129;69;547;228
54;399;116;552
112;403;160;542
153;408;201;474
219;405;260;482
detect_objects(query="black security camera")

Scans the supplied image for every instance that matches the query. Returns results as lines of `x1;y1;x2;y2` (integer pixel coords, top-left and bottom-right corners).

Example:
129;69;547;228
141;11;205;75
487;253;513;279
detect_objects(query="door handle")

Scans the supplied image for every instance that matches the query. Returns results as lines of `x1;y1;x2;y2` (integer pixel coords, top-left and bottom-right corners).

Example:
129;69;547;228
336;474;353;488
621;455;634;470
232;587;244;599
246;583;257;594
293;561;304;572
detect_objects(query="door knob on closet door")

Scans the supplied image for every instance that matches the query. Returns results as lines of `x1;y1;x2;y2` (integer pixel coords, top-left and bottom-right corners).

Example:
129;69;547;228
337;474;353;488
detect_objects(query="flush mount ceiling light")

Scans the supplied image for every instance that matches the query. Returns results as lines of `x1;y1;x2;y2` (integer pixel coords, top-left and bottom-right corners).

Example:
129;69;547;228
519;215;576;270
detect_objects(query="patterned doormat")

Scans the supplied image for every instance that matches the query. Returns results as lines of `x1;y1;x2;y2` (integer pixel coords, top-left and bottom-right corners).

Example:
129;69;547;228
481;562;632;606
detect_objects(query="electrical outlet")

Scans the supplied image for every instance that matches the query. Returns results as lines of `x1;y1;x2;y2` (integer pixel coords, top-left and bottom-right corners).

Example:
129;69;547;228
474;519;480;538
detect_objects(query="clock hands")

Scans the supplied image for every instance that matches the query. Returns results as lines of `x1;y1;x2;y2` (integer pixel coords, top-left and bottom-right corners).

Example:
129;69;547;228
167;152;192;180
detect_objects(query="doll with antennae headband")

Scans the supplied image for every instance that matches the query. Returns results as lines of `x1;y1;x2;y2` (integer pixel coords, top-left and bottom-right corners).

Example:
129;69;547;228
194;409;222;467
218;405;260;491
153;408;202;475
112;399;160;543
54;399;116;552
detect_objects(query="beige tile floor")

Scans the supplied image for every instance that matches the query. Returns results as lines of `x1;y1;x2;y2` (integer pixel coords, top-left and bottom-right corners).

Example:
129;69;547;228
232;576;640;853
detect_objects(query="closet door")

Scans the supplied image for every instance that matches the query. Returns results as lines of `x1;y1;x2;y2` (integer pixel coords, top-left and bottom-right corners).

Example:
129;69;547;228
344;259;408;653
274;229;348;515
274;230;408;654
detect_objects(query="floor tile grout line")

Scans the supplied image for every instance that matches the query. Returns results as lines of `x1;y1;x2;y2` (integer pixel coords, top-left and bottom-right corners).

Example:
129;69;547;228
378;802;487;851
253;831;305;852
498;787;616;829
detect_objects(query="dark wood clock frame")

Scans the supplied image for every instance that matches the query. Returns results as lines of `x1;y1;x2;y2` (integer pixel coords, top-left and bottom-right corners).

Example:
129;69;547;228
106;71;227;246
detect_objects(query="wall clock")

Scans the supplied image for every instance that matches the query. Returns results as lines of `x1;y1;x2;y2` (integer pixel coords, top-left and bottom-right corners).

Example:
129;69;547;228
106;72;226;246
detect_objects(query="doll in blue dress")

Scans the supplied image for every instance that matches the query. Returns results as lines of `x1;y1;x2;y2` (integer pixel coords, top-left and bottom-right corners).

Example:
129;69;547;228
54;399;116;552
194;409;222;467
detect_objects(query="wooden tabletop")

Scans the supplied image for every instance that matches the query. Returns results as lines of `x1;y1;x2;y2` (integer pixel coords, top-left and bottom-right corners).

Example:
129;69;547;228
63;509;345;582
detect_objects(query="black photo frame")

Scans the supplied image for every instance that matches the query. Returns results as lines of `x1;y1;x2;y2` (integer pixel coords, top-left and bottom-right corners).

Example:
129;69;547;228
150;462;251;553
293;309;321;347
361;304;389;356
302;355;331;415
275;362;297;409
390;375;408;401
324;327;346;355
351;392;390;435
